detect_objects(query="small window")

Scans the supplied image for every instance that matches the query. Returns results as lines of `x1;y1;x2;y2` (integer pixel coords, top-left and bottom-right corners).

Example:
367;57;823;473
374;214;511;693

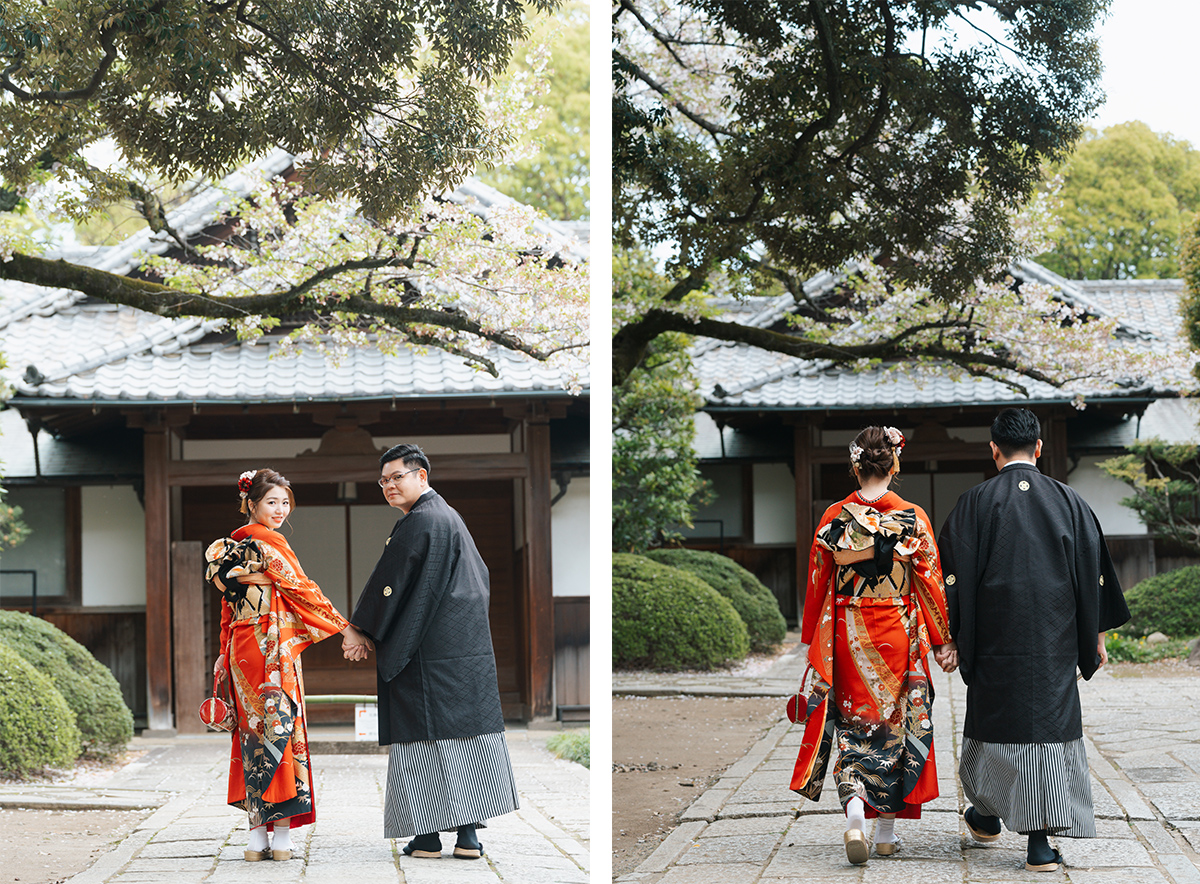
0;486;80;608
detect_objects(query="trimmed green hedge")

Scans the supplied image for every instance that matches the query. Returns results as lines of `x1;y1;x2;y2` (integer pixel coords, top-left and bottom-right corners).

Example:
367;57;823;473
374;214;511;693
613;553;750;670
0;641;82;776
546;730;590;768
643;548;787;651
1123;566;1200;638
0;611;133;753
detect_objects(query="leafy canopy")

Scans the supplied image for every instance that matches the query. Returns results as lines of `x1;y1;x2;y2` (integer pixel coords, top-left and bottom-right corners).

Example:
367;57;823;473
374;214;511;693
1099;439;1200;555
612;0;1118;387
0;0;588;375
613;247;711;552
481;0;590;220
1036;122;1200;280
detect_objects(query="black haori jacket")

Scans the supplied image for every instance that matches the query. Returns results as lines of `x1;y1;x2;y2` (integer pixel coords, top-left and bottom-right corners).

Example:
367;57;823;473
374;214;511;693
350;491;505;745
938;463;1130;745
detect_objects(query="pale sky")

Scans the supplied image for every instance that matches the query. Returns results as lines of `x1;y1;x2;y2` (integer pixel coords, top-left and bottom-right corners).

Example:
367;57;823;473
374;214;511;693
1088;0;1200;144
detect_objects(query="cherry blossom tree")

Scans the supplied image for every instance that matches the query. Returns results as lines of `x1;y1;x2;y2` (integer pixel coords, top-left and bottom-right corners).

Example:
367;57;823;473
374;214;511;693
0;0;587;375
611;0;1174;394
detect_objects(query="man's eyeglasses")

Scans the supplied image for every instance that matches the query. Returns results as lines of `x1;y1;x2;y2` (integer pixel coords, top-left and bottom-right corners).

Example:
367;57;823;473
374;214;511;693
378;469;419;488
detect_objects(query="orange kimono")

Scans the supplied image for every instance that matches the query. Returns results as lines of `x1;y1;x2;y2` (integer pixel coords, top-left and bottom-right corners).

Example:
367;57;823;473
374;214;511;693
789;491;949;819
211;523;348;829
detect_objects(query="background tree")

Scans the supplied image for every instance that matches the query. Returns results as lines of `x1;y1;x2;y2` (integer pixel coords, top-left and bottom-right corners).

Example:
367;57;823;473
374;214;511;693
1035;121;1200;279
0;0;587;370
613;248;711;552
612;0;1120;388
1099;439;1200;554
481;0;589;220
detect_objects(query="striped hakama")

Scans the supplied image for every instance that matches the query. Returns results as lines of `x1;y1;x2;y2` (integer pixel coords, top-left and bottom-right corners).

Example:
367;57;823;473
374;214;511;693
384;731;520;838
960;737;1095;837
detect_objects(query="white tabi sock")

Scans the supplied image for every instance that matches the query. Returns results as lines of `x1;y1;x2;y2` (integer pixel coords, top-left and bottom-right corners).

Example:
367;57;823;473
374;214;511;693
247;824;268;852
875;817;896;844
272;821;292;851
845;797;866;832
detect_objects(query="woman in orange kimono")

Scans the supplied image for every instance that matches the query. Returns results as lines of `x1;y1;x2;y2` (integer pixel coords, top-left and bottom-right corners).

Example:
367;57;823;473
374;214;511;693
789;426;951;865
207;468;372;862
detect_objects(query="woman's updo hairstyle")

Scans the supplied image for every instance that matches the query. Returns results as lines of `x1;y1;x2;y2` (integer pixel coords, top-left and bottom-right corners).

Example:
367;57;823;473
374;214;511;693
848;426;905;480
237;468;296;517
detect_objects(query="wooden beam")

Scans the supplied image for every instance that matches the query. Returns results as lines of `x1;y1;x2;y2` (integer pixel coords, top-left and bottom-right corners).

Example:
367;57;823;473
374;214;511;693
143;422;175;733
793;422;813;626
166;452;528;485
171;542;207;734
522;412;555;720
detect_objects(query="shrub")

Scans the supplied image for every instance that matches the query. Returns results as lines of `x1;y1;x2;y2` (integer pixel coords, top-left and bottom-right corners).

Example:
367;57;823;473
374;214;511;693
613;553;750;670
0;641;82;776
643;548;787;651
1105;631;1191;663
1122;566;1200;638
0;611;133;753
546;730;590;768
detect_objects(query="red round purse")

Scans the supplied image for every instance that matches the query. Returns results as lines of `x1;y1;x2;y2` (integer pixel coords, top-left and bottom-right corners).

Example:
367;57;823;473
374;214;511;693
199;666;235;732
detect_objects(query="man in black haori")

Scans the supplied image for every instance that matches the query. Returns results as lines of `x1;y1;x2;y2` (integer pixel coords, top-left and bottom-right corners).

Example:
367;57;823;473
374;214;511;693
936;408;1130;872
345;443;519;860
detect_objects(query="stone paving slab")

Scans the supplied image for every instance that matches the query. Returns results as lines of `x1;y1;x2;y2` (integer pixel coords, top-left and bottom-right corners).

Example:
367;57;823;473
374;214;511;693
617;655;1200;884
34;727;588;884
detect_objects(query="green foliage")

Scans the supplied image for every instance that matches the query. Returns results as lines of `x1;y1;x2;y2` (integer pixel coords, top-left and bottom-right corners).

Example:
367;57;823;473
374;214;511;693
1036;122;1200;279
0;641;82;777
614;1;1109;383
1180;213;1200;386
0;0;558;223
0;611;133;753
1119;566;1200;638
612;553;749;670
613;248;711;552
545;729;589;768
1099;439;1200;553
0;482;31;554
480;1;589;219
642;548;786;651
1104;631;1191;664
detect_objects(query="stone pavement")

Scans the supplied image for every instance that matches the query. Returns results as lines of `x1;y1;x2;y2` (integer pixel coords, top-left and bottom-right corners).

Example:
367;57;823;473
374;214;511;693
1;726;589;884
615;646;1200;884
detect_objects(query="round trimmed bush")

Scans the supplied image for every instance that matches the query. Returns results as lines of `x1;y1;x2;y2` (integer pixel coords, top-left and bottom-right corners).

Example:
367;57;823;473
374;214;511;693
643;548;787;651
613;553;750;670
0;641;82;776
0;610;133;753
1123;566;1200;638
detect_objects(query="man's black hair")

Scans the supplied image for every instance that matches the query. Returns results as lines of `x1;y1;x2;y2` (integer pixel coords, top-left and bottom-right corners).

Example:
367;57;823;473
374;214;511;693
990;408;1041;458
379;443;430;476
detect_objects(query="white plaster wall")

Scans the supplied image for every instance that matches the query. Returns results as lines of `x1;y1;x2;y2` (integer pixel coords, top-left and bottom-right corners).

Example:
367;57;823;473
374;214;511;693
552;477;590;597
684;464;743;539
181;434;511;460
1069;456;1147;536
81;486;146;607
752;463;795;544
349;505;401;610
283;506;350;612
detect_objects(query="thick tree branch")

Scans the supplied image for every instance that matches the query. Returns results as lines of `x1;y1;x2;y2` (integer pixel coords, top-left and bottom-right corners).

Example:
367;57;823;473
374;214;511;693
613;306;1062;389
0;251;581;370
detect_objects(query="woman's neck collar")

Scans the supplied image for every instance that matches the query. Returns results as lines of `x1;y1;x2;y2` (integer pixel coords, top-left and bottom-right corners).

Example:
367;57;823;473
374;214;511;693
856;479;893;503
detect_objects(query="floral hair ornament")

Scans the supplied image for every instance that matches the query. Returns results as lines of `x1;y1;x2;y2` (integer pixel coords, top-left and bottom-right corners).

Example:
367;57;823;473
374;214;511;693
883;427;905;474
848;443;864;464
237;470;256;499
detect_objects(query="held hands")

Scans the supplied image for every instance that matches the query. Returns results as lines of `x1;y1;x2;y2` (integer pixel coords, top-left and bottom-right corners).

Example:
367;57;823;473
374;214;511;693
933;641;959;673
342;625;373;662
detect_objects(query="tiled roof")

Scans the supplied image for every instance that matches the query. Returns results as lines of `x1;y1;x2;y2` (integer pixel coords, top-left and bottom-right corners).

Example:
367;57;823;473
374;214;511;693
697;265;1188;410
0;151;587;404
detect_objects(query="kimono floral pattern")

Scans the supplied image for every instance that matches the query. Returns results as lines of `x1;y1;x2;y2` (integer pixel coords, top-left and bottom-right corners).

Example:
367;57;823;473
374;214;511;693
209;523;348;829
790;492;949;819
